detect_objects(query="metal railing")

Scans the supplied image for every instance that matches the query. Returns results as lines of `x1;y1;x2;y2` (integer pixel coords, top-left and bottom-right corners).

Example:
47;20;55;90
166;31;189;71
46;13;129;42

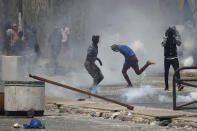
173;66;197;110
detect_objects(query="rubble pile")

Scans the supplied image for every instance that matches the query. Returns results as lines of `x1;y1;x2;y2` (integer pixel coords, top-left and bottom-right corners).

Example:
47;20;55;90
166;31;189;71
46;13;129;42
45;102;197;130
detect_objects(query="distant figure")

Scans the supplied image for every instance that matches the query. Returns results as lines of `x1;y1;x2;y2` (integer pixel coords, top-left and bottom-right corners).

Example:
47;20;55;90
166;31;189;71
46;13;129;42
61;26;71;60
161;26;184;91
61;26;70;49
3;22;12;55
11;31;25;56
48;26;62;73
6;24;19;55
10;24;19;47
32;27;41;63
84;35;104;94
111;44;155;87
24;23;41;63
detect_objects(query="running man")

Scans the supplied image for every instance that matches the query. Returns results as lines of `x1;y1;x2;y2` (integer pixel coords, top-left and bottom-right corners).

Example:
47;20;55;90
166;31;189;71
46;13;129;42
111;44;155;87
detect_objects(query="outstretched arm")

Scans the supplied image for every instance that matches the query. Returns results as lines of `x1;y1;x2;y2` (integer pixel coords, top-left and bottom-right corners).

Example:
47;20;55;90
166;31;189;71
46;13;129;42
175;35;182;46
96;58;102;66
161;37;167;47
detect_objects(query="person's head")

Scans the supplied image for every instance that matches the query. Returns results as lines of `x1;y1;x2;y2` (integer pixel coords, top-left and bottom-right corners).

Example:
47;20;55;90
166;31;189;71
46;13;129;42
92;35;99;45
165;26;176;38
12;24;18;31
111;44;119;52
64;27;70;34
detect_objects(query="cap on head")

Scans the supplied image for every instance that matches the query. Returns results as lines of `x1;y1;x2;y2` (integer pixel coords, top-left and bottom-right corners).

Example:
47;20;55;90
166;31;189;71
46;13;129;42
111;44;119;52
92;35;99;44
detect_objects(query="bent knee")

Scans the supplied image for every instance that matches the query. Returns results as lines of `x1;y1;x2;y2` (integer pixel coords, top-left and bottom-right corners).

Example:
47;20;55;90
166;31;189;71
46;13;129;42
136;71;141;75
122;69;127;75
95;75;104;84
100;75;104;81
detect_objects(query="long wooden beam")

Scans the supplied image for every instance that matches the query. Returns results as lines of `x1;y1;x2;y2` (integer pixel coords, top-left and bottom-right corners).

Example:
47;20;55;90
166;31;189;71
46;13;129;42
29;74;134;110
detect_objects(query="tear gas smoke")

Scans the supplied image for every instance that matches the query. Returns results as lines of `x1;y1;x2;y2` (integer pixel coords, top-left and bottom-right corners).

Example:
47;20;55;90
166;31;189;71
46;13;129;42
123;85;197;103
183;56;194;66
177;91;197;102
3;0;196;98
129;40;145;54
159;91;197;103
129;40;146;64
175;25;185;34
158;95;172;103
123;85;156;102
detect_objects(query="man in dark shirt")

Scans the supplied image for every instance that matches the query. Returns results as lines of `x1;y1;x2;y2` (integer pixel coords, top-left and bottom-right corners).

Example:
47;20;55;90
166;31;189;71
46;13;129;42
84;35;104;94
161;26;184;91
111;44;155;87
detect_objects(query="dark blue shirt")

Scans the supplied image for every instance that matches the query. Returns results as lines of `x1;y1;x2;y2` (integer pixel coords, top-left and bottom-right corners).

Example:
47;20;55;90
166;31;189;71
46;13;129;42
118;45;135;63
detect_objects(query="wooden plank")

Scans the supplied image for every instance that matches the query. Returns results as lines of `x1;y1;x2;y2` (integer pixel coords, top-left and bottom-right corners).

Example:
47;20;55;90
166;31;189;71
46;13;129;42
29;74;134;110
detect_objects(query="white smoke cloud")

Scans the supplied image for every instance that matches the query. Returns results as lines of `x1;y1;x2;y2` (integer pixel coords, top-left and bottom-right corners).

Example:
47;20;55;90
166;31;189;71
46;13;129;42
28;1;197;98
129;40;145;54
123;85;197;103
45;72;90;98
159;91;197;103
175;25;185;34
183;56;194;66
123;85;156;102
177;91;197;103
158;95;172;103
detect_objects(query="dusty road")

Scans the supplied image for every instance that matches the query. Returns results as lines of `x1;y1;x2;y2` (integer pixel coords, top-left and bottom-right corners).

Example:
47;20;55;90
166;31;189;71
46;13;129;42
0;113;191;131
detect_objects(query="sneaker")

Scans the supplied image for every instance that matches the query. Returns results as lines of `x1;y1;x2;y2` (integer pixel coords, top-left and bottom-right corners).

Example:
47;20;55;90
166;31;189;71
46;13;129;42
147;60;156;65
88;85;98;94
178;85;184;91
164;88;169;91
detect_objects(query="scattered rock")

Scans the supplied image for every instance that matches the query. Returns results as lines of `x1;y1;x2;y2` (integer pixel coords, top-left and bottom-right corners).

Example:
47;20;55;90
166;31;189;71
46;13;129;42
150;121;157;126
56;104;63;109
55;109;59;113
135;118;144;123
13;123;21;128
95;112;102;117
127;112;132;116
77;99;86;101
167;123;177;128
90;113;96;117
159;120;172;126
111;112;121;119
